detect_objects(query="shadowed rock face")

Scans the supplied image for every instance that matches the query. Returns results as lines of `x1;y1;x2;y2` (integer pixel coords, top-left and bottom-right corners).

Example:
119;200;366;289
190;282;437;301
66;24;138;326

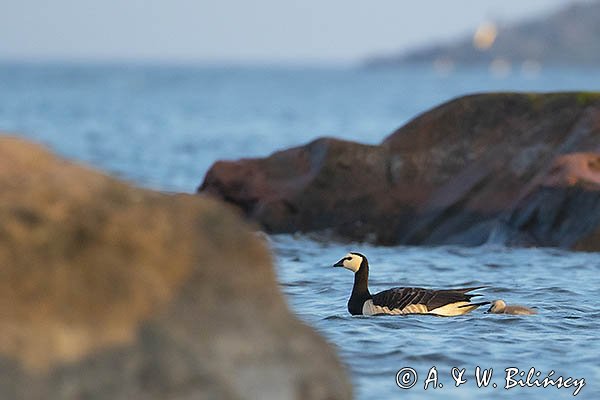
0;136;351;400
200;138;401;243
505;152;600;249
199;92;600;249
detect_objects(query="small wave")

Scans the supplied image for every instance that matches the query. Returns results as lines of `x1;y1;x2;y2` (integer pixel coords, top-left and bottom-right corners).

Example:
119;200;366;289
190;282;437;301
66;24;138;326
484;263;504;268
486;287;513;294
363;349;406;359
404;352;463;365
485;315;535;324
537;286;579;295
280;280;315;287
322;315;348;321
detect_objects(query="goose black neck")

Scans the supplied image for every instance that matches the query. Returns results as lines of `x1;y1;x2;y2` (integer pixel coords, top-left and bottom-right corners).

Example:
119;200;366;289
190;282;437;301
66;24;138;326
352;261;370;296
348;258;371;315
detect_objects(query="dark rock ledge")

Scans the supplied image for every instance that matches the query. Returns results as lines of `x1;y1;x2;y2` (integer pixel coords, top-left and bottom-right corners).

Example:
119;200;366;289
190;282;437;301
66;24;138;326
0;136;351;400
199;92;600;250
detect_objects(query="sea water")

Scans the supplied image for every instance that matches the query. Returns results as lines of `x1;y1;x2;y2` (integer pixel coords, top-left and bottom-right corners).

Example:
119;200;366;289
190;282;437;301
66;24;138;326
1;63;599;399
273;235;599;399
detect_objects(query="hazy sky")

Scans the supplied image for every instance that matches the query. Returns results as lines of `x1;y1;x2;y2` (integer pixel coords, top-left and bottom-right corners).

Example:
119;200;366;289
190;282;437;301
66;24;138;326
0;0;575;64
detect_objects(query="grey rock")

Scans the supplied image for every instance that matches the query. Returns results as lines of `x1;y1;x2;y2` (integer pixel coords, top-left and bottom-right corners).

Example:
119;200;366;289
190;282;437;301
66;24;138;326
0;136;352;400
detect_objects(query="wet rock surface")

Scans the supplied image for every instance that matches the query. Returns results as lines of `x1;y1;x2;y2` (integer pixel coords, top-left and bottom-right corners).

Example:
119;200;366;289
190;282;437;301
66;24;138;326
0;136;352;400
199;92;600;249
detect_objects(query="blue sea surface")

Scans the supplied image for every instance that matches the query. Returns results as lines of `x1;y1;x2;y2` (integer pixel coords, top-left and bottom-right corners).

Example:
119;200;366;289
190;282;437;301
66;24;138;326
2;63;600;192
1;63;599;399
273;235;600;400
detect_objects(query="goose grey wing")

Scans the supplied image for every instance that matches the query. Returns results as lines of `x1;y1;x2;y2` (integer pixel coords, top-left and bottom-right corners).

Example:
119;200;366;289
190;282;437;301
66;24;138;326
371;287;435;312
372;287;480;312
425;290;478;311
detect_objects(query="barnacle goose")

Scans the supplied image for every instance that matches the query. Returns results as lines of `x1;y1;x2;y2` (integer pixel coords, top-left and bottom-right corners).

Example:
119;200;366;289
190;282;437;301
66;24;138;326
333;252;488;316
487;299;536;315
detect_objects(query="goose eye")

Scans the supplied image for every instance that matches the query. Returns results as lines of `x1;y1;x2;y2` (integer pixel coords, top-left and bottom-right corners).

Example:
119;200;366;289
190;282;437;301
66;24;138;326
345;257;352;261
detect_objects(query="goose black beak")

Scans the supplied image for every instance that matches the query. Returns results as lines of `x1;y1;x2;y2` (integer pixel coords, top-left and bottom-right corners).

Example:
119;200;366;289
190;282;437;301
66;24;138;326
333;259;344;267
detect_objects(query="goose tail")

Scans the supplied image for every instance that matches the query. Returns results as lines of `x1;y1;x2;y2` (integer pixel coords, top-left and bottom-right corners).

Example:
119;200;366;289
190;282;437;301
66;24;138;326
458;301;491;309
446;286;489;294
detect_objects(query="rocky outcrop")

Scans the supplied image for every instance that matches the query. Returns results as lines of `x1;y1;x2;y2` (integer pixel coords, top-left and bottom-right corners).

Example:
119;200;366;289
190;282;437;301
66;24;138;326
200;138;394;243
0;136;351;399
504;152;600;250
199;92;600;250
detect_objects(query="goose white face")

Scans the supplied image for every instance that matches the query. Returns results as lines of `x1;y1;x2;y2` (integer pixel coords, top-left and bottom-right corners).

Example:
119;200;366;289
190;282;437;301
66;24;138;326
333;253;363;273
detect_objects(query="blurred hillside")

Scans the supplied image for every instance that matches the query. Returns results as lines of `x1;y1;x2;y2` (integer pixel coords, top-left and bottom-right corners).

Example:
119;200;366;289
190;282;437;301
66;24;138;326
366;0;600;70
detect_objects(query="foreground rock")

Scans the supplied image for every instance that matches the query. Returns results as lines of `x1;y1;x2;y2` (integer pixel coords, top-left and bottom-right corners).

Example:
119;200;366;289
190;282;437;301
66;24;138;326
199;92;600;250
0;136;351;399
